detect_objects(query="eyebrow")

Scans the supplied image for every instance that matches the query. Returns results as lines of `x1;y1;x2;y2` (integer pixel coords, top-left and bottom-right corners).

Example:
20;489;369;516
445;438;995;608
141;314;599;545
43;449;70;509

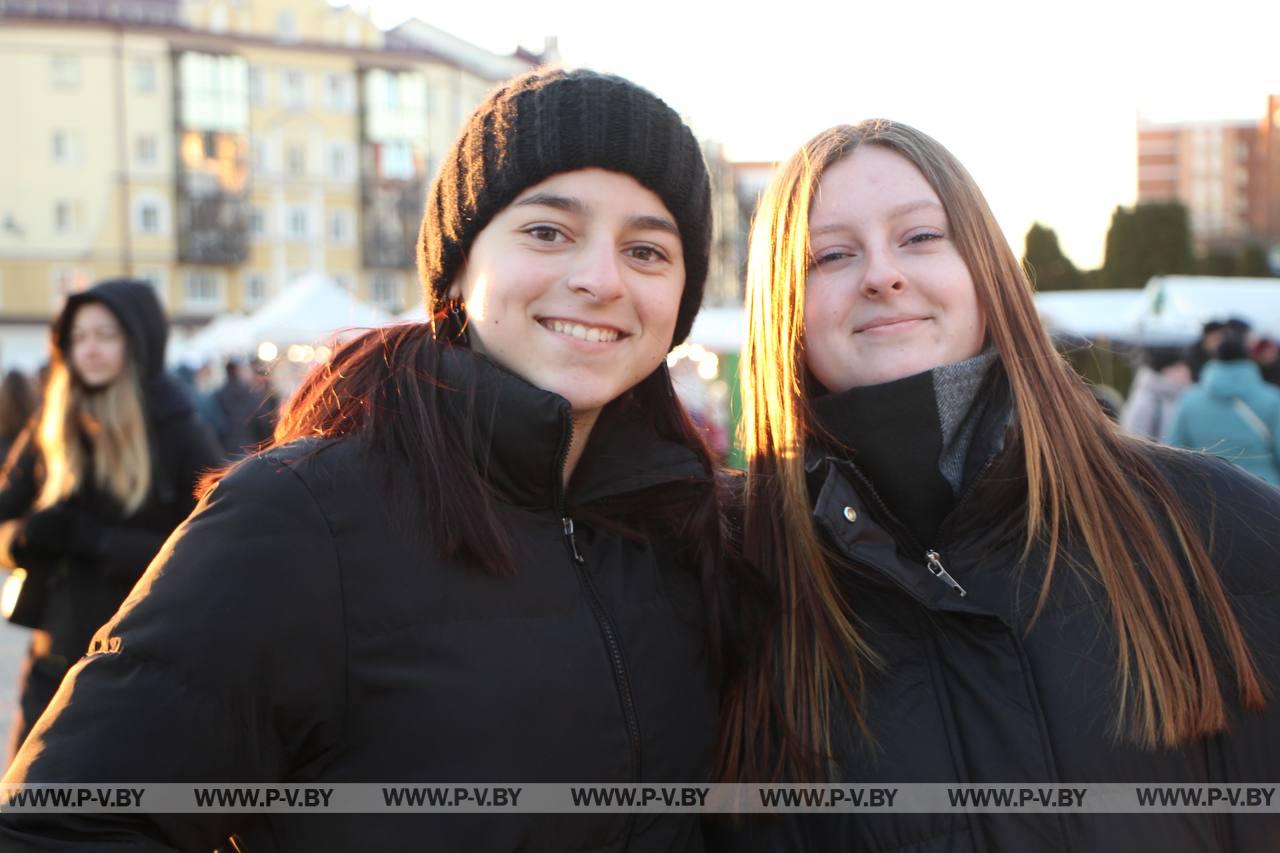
810;198;945;237
512;194;679;236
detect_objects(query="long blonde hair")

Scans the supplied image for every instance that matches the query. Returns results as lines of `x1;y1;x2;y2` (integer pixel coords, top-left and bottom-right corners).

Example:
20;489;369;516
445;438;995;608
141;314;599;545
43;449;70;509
36;352;152;515
719;120;1265;781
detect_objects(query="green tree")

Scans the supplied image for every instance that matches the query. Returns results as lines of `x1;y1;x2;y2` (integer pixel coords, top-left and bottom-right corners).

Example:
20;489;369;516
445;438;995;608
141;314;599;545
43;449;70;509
1101;202;1194;288
1022;223;1082;291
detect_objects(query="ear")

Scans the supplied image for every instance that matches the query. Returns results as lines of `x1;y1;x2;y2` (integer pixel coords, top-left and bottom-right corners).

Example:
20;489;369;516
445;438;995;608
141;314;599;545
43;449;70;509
445;274;463;301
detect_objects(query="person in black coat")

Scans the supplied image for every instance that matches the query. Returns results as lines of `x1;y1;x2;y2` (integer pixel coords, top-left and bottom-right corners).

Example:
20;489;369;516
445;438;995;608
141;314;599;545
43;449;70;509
712;120;1280;851
0;279;223;761
0;69;723;852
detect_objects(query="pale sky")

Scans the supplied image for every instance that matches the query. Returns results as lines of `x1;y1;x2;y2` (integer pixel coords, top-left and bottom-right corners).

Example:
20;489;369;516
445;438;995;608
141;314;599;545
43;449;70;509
366;0;1280;270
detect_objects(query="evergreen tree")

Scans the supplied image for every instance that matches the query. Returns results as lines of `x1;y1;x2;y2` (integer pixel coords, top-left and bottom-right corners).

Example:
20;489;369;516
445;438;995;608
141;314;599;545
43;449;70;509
1101;202;1194;288
1022;223;1082;291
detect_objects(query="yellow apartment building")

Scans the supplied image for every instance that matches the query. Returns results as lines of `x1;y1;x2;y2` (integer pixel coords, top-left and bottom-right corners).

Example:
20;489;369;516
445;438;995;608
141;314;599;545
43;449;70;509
0;0;549;368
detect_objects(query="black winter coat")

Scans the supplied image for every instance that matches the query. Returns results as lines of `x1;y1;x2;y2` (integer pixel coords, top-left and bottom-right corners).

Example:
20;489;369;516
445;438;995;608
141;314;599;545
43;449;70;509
0;350;720;853
715;380;1280;853
0;281;222;746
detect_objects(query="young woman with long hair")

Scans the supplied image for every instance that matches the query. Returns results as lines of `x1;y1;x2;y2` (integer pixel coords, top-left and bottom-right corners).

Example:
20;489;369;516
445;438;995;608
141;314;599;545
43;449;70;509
0;68;722;852
0;281;223;761
714;120;1280;851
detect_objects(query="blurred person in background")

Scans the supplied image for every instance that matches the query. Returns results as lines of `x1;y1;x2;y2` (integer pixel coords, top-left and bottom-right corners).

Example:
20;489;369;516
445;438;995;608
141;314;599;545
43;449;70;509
211;356;277;459
0;371;37;463
1119;346;1192;440
1253;337;1280;387
0;69;722;852
1165;327;1280;485
0;280;222;762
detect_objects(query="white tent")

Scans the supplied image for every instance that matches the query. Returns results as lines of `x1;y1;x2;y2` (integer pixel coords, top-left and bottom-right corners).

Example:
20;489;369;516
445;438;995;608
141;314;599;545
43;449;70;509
1033;289;1151;342
242;274;395;347
1133;276;1280;341
173;275;395;362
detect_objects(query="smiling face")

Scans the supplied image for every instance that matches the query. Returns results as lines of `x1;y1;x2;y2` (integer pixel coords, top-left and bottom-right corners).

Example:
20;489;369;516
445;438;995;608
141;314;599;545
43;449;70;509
803;144;985;392
450;168;685;422
68;301;128;389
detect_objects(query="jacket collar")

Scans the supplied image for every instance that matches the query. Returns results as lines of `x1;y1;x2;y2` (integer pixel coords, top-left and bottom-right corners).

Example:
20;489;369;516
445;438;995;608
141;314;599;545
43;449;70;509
437;348;708;511
805;366;1018;616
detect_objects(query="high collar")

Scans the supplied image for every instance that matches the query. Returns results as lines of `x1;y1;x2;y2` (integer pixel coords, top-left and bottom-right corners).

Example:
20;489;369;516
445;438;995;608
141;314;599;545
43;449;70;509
436;348;709;511
808;356;1009;549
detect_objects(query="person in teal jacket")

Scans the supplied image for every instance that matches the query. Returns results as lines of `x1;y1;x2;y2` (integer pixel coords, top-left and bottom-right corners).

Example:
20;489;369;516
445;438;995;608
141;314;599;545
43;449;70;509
1165;329;1280;485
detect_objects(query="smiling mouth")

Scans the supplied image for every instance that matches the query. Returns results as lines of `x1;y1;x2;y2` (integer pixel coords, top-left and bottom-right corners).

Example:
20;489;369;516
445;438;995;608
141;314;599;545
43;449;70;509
856;317;927;334
540;319;625;343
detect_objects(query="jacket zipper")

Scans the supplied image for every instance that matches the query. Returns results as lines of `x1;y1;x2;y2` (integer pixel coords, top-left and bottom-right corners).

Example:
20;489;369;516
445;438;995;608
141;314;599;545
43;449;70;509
556;417;640;850
925;549;967;597
840;461;968;598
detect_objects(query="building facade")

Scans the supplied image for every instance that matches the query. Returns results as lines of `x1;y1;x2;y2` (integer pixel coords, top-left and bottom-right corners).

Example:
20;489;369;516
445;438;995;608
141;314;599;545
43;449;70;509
1137;101;1280;257
0;0;548;368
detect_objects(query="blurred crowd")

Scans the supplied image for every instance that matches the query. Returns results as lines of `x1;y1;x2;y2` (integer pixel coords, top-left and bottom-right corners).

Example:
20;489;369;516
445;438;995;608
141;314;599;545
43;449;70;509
1120;319;1280;485
1;356;280;471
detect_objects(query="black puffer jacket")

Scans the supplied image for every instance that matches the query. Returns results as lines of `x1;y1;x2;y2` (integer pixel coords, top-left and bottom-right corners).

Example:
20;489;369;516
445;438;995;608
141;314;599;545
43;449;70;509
0;281;222;747
0;349;719;853
716;373;1280;852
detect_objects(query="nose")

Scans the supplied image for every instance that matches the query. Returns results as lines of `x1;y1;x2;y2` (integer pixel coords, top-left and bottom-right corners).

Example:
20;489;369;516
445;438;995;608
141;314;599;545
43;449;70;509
860;248;907;298
566;237;625;302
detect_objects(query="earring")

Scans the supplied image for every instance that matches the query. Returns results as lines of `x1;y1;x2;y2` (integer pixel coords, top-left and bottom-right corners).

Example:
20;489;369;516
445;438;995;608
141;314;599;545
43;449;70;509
435;298;470;345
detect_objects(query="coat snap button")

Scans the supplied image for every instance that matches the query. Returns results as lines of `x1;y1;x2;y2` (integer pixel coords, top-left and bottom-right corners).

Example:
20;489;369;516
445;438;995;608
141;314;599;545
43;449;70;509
843;506;857;523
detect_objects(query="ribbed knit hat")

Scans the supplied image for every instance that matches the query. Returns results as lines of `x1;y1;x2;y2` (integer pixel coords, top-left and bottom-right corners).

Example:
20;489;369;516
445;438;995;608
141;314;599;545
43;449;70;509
418;67;712;347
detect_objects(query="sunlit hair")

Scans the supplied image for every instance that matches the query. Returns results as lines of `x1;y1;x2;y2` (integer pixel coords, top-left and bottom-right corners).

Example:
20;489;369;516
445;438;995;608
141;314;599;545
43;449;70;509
36;354;151;515
720;119;1266;781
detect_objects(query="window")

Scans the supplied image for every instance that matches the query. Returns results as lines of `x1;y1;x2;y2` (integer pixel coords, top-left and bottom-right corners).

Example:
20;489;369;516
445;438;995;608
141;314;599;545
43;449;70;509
286;144;306;178
249;205;265;238
287;206;308;240
371;273;400;308
247;66;266;105
135;134;158;165
326;73;352;112
51;267;91;303
282;70;306;109
53;200;79;233
209;4;227;32
328;209;352;243
133;60;157;93
51;130;80;165
51;56;80;90
177;52;248;133
380;141;415;180
244;273;268;306
184;271;222;308
138;202;161;234
328;142;350;181
252;139;270;176
276;10;298;41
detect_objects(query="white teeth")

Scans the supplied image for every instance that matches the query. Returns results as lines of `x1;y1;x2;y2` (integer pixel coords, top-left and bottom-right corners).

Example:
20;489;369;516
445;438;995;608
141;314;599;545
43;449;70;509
546;320;619;342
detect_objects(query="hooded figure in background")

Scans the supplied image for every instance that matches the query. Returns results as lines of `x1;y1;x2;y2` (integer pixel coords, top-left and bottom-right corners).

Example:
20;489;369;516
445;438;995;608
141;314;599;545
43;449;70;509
0;280;222;760
1165;328;1280;485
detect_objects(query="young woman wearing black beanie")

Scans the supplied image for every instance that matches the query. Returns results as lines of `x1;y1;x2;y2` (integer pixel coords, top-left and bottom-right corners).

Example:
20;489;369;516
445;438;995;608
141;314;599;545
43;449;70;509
1;68;722;852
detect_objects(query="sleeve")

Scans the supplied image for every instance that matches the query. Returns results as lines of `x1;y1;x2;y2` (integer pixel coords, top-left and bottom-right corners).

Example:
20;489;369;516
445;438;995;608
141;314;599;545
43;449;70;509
1119;388;1159;440
1187;458;1280;848
0;427;43;569
1161;396;1193;448
91;414;226;584
0;451;347;852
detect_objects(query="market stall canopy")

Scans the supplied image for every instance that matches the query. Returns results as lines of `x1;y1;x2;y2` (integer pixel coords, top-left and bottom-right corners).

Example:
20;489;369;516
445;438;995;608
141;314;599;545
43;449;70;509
173;275;395;362
1033;289;1149;342
1133;276;1280;342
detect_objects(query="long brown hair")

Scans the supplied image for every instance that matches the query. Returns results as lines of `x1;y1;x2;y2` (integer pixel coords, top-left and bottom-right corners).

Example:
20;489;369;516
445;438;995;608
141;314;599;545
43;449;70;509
719;120;1266;782
36;354;151;515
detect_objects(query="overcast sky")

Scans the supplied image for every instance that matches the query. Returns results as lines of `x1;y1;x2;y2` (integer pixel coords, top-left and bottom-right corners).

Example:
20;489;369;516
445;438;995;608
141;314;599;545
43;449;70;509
364;0;1280;269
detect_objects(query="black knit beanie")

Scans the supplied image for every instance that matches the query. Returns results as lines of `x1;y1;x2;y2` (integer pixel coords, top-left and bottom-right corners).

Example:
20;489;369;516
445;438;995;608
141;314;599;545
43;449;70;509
418;67;712;347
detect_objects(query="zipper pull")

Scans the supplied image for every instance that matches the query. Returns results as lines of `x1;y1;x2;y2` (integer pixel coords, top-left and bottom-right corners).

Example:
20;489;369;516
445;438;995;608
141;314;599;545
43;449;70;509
562;516;585;564
925;549;967;597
